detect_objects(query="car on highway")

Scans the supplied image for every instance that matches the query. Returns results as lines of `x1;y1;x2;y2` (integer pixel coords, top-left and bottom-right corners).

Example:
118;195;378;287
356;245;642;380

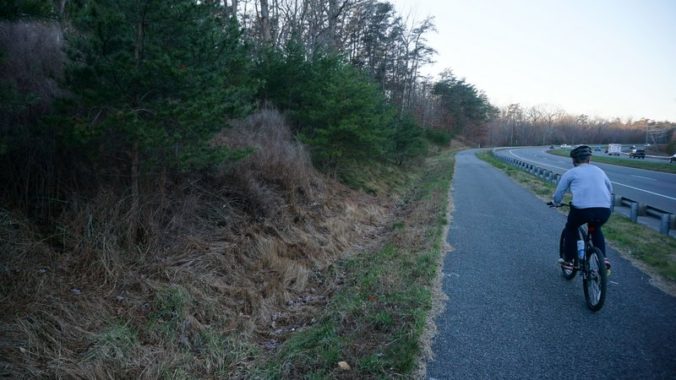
629;148;646;159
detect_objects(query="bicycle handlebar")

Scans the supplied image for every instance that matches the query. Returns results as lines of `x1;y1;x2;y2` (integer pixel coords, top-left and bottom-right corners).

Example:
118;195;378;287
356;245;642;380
547;201;571;208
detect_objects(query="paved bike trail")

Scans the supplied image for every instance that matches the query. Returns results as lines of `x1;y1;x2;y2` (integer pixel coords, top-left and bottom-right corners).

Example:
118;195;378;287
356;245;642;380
426;150;676;379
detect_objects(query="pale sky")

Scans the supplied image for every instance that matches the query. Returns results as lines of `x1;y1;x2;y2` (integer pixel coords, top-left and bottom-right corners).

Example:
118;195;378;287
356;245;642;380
389;0;676;122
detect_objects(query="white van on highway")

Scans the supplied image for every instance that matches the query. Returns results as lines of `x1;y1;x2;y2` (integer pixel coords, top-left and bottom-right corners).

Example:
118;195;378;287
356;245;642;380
607;144;622;156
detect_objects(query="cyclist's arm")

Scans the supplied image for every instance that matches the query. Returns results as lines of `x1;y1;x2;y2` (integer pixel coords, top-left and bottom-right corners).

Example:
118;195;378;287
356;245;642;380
552;170;573;205
604;173;613;208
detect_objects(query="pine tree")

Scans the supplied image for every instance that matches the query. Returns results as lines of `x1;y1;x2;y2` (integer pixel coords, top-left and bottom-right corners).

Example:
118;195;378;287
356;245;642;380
61;0;256;173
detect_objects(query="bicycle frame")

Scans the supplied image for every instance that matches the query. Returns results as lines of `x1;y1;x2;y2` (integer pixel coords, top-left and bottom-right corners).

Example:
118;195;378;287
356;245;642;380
577;223;596;279
550;201;608;311
576;221;607;311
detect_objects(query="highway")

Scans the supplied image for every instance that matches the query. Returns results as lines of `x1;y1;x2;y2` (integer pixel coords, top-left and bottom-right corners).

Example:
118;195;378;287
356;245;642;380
494;147;676;214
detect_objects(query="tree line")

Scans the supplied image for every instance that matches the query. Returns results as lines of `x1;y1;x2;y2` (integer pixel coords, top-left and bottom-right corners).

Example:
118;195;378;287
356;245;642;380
1;0;496;225
8;0;670;228
485;103;675;149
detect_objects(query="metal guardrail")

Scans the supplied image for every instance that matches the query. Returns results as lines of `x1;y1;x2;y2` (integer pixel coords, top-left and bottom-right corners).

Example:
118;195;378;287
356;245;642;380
490;149;676;236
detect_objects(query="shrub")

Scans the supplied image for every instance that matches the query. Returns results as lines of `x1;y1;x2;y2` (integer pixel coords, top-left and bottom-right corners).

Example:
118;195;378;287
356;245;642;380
390;116;428;165
257;42;394;174
60;0;256;174
424;128;453;146
213;109;325;217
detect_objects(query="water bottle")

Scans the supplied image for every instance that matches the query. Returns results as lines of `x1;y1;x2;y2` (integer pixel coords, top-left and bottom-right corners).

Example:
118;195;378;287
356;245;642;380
577;240;585;259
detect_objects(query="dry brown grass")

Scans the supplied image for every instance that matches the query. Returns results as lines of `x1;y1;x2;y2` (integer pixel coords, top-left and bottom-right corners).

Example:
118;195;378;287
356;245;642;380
0;110;391;378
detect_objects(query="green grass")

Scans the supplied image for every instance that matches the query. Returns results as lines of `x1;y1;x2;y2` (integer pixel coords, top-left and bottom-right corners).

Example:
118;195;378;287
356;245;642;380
84;323;139;363
195;329;260;378
478;150;676;282
258;243;438;378
256;151;455;378
603;215;676;281
337;159;420;196
148;285;192;342
477;150;556;198
549;149;676;174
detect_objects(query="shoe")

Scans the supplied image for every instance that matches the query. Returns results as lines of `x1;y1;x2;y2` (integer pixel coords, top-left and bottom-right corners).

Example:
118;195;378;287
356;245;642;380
604;258;611;276
558;258;575;271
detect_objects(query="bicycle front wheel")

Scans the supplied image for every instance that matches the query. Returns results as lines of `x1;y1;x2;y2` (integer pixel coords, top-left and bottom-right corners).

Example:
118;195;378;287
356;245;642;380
583;247;607;312
559;229;577;280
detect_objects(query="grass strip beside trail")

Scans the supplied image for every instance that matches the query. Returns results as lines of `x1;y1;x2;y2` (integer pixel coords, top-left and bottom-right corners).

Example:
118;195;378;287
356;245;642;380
255;151;455;379
477;150;676;283
548;149;676;174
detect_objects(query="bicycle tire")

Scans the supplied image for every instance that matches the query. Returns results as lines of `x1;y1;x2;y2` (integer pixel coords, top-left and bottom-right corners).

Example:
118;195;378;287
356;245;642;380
583;247;607;312
559;229;577;280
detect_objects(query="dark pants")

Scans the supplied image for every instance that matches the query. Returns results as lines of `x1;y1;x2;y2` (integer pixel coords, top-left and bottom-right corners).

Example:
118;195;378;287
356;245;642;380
564;207;611;261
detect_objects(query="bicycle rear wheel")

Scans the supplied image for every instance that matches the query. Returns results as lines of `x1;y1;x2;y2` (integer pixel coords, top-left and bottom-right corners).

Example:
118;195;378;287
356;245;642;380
559;229;577;280
583;247;607;312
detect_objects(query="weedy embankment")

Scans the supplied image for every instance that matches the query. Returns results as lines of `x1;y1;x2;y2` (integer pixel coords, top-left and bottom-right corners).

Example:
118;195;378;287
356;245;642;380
255;149;456;378
0;110;394;378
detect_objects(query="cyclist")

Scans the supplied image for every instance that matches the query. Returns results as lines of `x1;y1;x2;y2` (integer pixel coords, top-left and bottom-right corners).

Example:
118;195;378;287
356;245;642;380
552;145;613;271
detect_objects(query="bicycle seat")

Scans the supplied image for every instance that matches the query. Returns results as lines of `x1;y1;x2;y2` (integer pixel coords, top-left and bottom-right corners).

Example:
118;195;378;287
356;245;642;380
587;222;601;233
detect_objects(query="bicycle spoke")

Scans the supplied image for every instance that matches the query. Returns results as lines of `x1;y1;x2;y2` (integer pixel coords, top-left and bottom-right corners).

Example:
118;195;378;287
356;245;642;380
590;274;601;303
583;249;607;311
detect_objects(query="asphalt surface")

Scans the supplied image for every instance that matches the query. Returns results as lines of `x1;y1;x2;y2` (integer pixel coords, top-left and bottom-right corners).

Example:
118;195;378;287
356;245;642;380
498;147;676;214
426;150;676;379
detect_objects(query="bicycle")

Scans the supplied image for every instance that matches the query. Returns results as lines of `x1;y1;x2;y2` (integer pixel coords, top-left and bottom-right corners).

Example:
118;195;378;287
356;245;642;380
548;202;608;312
